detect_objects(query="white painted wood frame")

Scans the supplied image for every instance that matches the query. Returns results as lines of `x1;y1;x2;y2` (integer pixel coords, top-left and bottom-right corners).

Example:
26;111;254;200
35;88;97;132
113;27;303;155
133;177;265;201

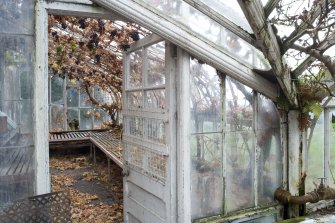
176;48;191;223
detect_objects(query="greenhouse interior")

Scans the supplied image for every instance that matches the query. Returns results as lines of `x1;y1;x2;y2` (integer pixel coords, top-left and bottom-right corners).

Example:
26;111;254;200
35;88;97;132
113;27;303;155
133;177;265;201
0;0;335;222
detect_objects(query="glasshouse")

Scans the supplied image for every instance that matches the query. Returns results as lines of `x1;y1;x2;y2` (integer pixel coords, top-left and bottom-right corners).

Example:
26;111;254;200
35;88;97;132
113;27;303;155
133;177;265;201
0;0;335;222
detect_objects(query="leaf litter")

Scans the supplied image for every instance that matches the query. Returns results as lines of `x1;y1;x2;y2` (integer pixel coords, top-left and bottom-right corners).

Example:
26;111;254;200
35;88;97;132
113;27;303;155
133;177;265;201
50;154;123;222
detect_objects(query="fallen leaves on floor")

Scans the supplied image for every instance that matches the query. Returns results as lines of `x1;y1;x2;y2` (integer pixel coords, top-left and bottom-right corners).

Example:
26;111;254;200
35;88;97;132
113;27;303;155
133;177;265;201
50;154;123;223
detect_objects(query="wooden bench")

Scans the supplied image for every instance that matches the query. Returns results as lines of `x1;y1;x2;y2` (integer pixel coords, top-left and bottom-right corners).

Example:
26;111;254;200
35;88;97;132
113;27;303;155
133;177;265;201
49;130;123;169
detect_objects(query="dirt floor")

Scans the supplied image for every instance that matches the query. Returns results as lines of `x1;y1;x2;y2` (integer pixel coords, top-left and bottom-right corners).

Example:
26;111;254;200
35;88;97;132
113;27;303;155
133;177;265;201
50;151;123;223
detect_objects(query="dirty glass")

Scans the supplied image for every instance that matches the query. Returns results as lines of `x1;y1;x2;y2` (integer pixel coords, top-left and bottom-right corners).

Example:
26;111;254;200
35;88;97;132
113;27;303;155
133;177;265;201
124;116;144;138
67;108;79;131
20;71;33;99
80;90;91;107
127;91;143;109
20;100;33;134
145;118;165;144
225;77;254;213
93;109;109;129
146;42;165;86
79;109;93;130
306;112;324;192
50;76;64;104
191;0;253;33
139;0;270;70
144;90;166;109
0;10;35;206
128;49;143;89
190;58;223;219
256;95;282;205
0;0;34;35
67;86;79;107
50;105;65;131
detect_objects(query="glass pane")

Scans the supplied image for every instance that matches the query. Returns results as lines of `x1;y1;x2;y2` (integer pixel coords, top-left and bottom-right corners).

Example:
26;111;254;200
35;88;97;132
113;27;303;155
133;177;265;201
225;131;254;212
50;76;64;104
93;109;109;129
0;0;34;35
146;42;165;86
94;88;112;104
190;59;222;133
2;55;21;100
190;59;223;219
50;105;65;132
67;86;79;107
67;108;79;130
145;118;165;144
0;36;34;101
80;90;91;107
0;101;20;125
226;77;253;132
144;90;166;109
195;0;253;33
306;112;324;192
257;95;282;205
79;109;92;130
225;77;254;212
128;49;143;89
191;133;223;219
124;116;143;138
329;109;335;188
127;91;143;109
20;100;33;134
20;71;33;100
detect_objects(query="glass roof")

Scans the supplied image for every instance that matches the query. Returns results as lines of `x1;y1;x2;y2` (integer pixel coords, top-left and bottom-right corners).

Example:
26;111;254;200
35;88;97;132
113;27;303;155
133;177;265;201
139;0;271;70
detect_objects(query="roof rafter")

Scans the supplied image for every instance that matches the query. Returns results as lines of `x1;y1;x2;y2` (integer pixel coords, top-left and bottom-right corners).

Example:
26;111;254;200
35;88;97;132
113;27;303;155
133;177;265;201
238;0;298;106
182;0;260;49
264;0;281;18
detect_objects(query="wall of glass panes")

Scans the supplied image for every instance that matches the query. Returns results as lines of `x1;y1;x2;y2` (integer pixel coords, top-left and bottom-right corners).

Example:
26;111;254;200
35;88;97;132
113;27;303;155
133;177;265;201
189;58;282;220
49;75;111;131
0;0;35;207
306;106;335;192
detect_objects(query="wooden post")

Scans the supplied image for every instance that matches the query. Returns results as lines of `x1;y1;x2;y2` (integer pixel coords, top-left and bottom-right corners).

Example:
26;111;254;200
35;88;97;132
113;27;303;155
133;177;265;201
287;110;304;217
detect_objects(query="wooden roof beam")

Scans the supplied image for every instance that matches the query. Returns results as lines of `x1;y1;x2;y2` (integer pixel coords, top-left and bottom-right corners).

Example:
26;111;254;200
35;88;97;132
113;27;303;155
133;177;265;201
264;0;281;18
239;0;298;106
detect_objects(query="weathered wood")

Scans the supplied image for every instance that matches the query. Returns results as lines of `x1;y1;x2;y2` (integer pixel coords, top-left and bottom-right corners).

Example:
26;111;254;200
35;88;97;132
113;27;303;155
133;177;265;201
264;0;281;18
45;0;126;21
35;0;51;194
49;130;123;168
239;0;298;106
287;110;303;217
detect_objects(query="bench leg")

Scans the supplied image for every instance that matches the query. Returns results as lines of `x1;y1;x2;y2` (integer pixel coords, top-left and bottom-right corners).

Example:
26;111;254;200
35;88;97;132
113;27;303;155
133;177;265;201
90;144;93;159
93;145;96;165
107;158;111;182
